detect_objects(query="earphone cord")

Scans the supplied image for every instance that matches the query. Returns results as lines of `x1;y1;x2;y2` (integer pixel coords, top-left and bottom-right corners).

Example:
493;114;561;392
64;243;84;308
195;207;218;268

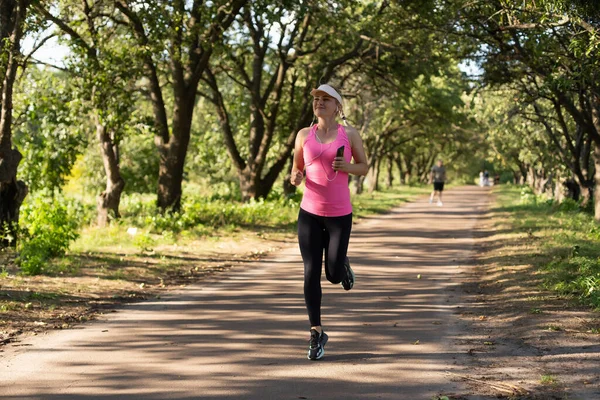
304;127;339;181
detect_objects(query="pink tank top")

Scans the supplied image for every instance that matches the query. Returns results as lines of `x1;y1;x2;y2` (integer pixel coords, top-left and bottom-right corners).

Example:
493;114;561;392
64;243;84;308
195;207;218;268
300;124;353;217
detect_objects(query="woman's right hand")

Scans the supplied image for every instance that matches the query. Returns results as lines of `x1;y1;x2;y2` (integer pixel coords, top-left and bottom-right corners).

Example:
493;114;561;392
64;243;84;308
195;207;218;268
291;170;304;186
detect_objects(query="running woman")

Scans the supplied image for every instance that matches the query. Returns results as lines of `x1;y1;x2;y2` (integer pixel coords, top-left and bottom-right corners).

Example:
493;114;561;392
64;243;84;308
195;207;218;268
290;84;369;360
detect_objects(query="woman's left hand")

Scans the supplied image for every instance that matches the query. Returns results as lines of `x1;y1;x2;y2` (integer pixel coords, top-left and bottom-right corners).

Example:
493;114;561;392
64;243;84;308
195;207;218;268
332;157;346;172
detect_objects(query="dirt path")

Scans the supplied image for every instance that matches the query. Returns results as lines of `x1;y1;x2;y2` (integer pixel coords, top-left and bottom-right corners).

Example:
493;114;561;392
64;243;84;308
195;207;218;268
0;187;516;399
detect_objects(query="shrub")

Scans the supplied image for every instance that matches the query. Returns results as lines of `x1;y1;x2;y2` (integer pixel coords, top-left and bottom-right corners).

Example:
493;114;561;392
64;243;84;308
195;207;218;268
18;196;80;275
519;186;537;204
544;256;600;308
133;232;156;252
555;198;581;213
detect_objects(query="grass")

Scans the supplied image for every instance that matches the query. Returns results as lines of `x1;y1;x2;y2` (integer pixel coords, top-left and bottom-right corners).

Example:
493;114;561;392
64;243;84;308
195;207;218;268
492;185;600;309
540;374;558;386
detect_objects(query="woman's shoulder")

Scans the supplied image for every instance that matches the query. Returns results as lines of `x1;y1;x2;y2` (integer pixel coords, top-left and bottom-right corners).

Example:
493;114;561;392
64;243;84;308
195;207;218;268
295;126;313;147
297;126;312;138
341;124;360;146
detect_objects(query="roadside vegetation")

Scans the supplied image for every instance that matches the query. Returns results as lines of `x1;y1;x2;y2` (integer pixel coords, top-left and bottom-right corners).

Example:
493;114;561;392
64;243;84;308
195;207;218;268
491;185;600;309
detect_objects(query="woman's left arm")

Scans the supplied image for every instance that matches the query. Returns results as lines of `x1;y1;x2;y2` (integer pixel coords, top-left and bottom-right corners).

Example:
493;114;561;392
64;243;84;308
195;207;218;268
333;126;369;176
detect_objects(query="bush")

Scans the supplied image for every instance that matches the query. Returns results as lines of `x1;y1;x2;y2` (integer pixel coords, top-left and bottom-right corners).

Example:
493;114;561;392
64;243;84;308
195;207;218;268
18;196;80;275
555;198;581;213
519;186;537;204
544;255;600;309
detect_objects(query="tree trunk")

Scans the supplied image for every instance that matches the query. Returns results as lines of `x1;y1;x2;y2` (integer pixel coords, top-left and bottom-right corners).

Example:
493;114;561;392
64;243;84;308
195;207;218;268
511;170;520;185
517;162;528;185
116;0;246;212
553;171;566;203
368;158;380;193
534;169;549;196
156;99;193;212
403;155;413;184
0;0;29;245
239;170;270;201
157;140;188;211
386;158;393;188
96;122;125;227
574;175;592;206
395;158;404;184
238;140;294;201
0;172;28;246
352;175;365;195
515;157;528;185
526;165;536;189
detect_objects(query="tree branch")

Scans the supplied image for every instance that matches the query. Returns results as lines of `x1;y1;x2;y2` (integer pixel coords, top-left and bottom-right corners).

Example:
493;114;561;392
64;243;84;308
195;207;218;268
33;3;93;56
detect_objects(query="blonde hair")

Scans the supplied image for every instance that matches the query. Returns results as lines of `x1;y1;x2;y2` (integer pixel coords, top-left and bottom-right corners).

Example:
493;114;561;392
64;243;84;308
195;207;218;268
326;83;348;126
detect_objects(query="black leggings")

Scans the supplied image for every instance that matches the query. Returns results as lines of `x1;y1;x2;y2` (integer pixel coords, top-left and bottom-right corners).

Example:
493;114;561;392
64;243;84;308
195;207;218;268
297;208;352;327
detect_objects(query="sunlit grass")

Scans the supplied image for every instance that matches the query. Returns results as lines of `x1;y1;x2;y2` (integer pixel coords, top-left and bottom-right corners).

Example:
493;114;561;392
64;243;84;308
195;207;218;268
69;184;430;254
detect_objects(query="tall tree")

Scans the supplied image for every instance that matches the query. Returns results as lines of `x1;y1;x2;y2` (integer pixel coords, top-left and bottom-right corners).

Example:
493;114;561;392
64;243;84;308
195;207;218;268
115;0;247;211
35;0;140;226
0;0;30;244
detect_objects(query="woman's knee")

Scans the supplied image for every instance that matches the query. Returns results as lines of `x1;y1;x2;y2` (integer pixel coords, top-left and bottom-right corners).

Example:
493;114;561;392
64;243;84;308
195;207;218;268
304;268;321;287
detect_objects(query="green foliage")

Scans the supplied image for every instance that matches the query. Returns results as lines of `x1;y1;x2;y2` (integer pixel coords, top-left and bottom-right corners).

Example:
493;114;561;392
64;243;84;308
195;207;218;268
119;123;159;194
357;66;478;190
65;181;431;257
554;198;581;213
132;232;156;253
17;195;81;275
13;68;87;193
458;1;599;215
64;114;157;196
187;102;236;196
544;256;600;308
519;186;538;205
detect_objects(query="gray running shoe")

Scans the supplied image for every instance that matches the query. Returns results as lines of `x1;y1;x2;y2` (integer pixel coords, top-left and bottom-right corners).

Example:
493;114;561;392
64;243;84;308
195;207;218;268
307;329;328;360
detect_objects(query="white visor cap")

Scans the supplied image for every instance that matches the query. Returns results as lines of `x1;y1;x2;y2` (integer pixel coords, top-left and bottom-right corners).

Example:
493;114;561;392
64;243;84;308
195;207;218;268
310;84;343;107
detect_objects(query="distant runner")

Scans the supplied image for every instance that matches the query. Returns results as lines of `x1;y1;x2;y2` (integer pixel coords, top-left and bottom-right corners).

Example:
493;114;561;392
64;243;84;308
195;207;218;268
429;159;446;206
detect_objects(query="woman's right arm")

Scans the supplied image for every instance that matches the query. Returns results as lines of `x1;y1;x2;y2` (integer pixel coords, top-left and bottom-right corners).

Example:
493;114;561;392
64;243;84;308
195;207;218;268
290;128;309;186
